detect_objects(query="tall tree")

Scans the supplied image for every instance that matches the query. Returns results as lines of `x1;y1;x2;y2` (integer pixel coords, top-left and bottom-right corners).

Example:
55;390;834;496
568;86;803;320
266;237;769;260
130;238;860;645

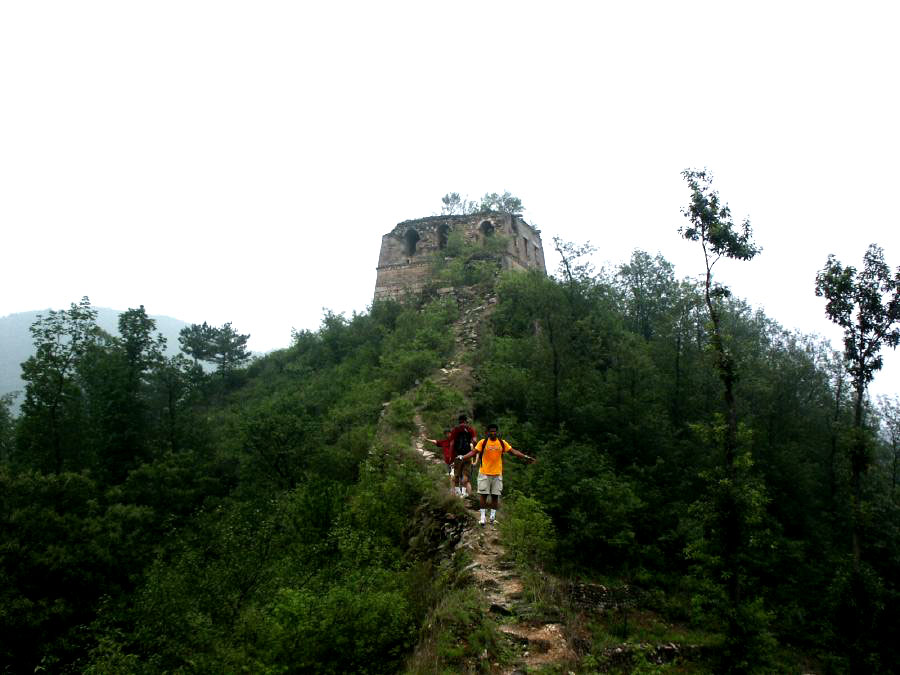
118;305;167;380
615;249;676;341
98;307;168;479
18;297;100;473
148;353;199;453
211;322;251;375
679;169;769;671
815;243;900;564
178;321;218;364
680;169;761;466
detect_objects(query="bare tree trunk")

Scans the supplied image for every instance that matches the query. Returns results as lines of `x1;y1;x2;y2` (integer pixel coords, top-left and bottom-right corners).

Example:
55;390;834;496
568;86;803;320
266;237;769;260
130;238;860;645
829;371;843;508
703;262;742;611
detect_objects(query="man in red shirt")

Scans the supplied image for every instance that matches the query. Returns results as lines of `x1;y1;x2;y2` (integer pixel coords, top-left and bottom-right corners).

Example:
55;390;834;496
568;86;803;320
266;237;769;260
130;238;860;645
447;415;477;497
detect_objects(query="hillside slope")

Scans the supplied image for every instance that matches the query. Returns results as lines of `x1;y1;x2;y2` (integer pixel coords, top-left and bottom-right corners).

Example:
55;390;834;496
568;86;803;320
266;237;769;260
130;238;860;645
404;288;715;674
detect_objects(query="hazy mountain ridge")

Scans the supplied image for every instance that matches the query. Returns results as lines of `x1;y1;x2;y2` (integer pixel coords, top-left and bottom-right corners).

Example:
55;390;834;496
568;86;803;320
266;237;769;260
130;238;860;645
0;308;191;405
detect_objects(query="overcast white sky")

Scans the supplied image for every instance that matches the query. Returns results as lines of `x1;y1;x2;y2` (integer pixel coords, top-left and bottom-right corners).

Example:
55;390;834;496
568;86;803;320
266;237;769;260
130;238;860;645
1;1;898;397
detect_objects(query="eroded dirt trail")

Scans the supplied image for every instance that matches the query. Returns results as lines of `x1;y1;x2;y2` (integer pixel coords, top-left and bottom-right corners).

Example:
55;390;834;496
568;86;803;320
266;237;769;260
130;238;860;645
414;409;573;674
407;291;575;673
461;523;574;673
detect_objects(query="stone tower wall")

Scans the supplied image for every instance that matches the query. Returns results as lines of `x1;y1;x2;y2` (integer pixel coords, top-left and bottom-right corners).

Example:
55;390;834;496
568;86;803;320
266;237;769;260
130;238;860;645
374;213;546;301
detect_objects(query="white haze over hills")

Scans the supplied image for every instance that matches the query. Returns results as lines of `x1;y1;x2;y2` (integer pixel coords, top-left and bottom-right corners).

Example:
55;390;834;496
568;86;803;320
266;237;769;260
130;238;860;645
0;308;190;409
1;2;898;400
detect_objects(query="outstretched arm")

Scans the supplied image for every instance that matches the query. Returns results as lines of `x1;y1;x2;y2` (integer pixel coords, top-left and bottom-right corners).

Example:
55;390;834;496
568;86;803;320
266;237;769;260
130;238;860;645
460;443;479;462
510;447;536;463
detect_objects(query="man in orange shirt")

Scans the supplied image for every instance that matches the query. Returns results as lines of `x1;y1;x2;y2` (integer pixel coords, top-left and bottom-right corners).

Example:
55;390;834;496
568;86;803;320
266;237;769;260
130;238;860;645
460;423;534;526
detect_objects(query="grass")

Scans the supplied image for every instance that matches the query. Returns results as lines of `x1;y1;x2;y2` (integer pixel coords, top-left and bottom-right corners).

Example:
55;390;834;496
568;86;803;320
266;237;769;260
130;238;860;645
405;583;509;674
590;609;720;650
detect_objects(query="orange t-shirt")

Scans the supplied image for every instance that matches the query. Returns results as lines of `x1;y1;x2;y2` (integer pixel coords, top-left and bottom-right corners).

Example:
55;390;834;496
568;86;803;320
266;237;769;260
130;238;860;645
476;438;511;476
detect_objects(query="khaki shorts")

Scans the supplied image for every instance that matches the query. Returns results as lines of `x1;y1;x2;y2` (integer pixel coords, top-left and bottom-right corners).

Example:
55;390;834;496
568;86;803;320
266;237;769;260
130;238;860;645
477;473;503;496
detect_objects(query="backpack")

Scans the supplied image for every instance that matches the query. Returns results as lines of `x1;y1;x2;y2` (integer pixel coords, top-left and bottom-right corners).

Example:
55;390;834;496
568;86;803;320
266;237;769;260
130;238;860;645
476;437;509;454
453;427;472;456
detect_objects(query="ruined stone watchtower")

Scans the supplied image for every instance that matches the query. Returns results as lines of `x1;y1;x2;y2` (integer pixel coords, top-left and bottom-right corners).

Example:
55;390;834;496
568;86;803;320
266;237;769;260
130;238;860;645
374;213;547;301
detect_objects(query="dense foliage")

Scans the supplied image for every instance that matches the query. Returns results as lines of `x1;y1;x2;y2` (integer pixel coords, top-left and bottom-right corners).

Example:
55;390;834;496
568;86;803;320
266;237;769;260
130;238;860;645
1;296;460;672
3;197;900;672
473;246;900;672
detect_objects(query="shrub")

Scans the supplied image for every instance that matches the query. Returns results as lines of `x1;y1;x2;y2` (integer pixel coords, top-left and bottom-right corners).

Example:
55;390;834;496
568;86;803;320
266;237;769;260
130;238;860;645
500;494;557;568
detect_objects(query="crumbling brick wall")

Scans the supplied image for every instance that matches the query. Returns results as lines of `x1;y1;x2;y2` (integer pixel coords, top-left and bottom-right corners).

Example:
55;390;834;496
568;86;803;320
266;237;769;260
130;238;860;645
374;213;546;301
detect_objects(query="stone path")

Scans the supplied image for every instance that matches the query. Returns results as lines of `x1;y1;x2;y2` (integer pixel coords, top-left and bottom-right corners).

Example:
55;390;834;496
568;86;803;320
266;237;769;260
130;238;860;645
461;522;575;674
407;289;575;673
414;411;573;674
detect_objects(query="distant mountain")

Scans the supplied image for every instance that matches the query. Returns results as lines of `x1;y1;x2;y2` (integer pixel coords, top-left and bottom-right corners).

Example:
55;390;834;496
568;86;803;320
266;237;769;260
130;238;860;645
0;308;191;410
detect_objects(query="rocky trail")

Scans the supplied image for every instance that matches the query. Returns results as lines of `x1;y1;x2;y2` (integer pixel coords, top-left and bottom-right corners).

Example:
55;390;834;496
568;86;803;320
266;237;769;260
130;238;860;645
407;290;704;673
410;290;576;672
414;411;575;674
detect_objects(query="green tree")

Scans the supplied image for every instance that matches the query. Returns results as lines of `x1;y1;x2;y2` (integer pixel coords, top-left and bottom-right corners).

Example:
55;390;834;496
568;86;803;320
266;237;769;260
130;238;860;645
18;297;101;473
814;246;900;673
815;243;900;564
210;322;251;374
553;236;595;286
440;192;478;215
111;306;168;474
178;321;250;375
680;169;761;467
615;249;676;341
479;190;524;214
679;169;772;671
440;190;525;215
877;395;900;494
147;353;200;453
0;392;16;462
178;321;217;364
118;305;166;379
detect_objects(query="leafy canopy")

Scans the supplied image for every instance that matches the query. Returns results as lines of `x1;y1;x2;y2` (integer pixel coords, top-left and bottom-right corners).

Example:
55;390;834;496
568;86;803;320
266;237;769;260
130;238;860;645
440;190;525;215
680;169;760;271
815;243;900;389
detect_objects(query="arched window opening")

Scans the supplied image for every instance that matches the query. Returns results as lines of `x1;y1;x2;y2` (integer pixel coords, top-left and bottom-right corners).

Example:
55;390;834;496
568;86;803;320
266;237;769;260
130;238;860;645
480;221;495;237
437;224;449;250
404;228;420;256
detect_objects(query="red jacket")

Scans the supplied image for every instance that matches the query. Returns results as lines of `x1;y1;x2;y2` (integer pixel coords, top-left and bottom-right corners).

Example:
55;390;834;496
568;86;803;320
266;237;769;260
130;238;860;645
434;438;453;464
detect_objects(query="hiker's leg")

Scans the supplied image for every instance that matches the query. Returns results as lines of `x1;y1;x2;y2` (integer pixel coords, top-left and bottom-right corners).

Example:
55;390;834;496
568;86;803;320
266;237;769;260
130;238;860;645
488;476;501;523
477;474;489;523
453;458;464;493
461;460;471;495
